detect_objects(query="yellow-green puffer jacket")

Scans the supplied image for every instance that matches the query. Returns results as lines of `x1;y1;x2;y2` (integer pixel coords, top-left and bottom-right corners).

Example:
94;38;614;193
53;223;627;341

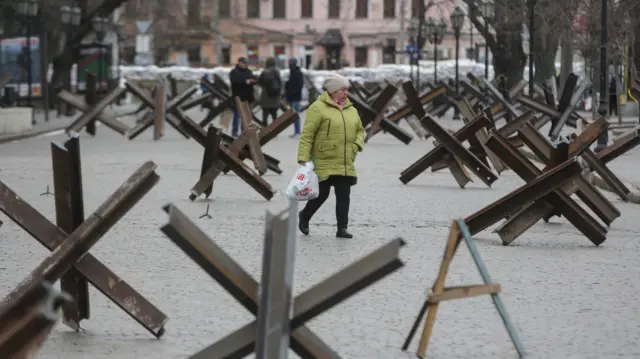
297;91;365;181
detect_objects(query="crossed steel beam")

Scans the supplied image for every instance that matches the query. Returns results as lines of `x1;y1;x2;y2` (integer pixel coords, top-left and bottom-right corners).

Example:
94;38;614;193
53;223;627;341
160;204;405;358
0;140;167;338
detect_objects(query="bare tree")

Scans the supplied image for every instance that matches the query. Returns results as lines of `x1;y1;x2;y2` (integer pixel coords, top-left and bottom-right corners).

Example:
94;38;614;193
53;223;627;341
461;0;527;88
574;0;639;89
530;0;580;84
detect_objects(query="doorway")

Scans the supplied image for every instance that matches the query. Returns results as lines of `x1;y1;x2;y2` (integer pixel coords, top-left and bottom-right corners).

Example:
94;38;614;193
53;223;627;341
304;46;313;69
326;46;341;70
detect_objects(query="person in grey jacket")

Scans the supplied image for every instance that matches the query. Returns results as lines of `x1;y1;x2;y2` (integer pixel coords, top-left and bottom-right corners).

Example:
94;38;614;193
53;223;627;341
258;57;282;126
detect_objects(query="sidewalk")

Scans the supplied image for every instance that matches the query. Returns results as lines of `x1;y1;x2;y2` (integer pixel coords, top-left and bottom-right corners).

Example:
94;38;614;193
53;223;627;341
3;107;640;359
0;111;71;144
0;104;140;144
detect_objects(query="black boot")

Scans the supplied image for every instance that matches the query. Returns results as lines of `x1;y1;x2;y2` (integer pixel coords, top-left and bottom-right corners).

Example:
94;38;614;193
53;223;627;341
336;228;353;239
299;213;309;235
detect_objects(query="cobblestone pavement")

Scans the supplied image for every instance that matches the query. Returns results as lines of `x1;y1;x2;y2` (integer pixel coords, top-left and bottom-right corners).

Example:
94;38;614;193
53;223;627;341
1;108;640;359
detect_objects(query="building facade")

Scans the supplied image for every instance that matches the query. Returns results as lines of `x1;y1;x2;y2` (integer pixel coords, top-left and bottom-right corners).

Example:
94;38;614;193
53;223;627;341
121;0;481;69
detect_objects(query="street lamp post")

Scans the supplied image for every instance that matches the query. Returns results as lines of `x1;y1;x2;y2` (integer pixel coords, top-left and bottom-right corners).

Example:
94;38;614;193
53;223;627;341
469;14;474;62
15;0;40;109
60;5;82;27
59;4;82;116
451;7;465;121
481;0;494;80
527;0;536;96
407;21;417;85
595;0;608;151
426;18;447;84
92;17;108;97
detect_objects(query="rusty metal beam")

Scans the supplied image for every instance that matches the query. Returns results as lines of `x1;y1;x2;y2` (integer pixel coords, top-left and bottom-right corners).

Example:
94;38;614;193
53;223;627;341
485;131;607;245
179;117;275;201
125;81;190;139
0;165;167;338
189;127;236;201
420;115;498;187
0;282;70;358
60;88;130;135
51;137;90;331
160;204;346;359
386;86;446;123
164;199;405;359
597;129;640;163
464;142;582;236
549;79;591;140
191;233;403;358
349;92;413;144
153;80;167;140
399;116;490;185
1;162;160;310
85;72;98;136
517;123;621;225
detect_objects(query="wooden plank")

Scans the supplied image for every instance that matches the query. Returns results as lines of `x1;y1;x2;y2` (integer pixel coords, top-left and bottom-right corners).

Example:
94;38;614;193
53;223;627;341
416;221;460;357
457;219;525;358
427;284;501;303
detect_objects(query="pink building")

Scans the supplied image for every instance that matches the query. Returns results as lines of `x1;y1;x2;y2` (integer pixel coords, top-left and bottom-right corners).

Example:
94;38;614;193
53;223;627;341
121;0;482;68
214;0;479;69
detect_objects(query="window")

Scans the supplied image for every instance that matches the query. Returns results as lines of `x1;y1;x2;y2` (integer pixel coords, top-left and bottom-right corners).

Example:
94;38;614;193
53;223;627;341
383;0;395;18
247;45;259;65
219;0;231;18
301;0;313;18
122;46;135;64
274;45;286;67
187;45;201;64
247;0;260;18
354;46;368;67
328;0;340;18
356;0;368;18
383;38;396;64
221;45;231;65
125;0;137;17
273;0;286;18
411;0;420;18
187;0;202;25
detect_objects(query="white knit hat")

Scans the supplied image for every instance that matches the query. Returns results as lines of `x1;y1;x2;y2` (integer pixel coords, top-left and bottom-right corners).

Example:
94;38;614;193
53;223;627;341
323;74;350;93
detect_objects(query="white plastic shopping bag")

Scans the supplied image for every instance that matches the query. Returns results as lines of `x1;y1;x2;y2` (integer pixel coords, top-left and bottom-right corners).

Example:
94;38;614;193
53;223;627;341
584;96;593;111
284;161;319;201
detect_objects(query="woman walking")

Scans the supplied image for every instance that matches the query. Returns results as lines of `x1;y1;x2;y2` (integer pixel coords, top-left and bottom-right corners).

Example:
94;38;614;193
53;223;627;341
296;74;365;239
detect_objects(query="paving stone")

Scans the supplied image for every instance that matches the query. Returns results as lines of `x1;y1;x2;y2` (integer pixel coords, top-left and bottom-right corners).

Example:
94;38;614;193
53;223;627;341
0;109;639;359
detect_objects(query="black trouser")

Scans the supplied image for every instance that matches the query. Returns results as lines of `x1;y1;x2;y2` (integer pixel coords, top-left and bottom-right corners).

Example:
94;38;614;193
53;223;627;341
262;107;278;126
300;175;354;229
609;94;617;116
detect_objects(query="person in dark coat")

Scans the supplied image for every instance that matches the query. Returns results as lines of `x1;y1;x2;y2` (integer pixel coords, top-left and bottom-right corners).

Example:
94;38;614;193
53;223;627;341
258;57;281;126
229;57;257;136
609;75;618;116
200;73;213;111
285;58;304;137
